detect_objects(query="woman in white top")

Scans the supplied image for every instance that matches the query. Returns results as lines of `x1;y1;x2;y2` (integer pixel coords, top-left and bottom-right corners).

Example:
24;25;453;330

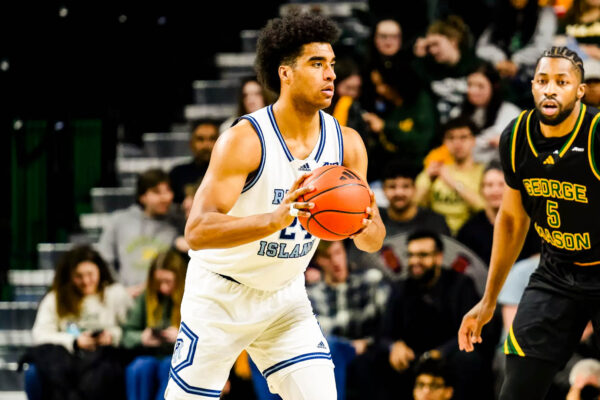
27;245;132;400
450;63;521;164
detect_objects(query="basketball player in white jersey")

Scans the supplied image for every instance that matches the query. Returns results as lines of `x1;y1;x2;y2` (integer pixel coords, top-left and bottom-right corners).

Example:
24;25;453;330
164;12;385;400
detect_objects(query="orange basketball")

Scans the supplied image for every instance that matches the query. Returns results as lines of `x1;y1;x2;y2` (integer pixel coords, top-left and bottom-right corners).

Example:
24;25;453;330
298;165;370;240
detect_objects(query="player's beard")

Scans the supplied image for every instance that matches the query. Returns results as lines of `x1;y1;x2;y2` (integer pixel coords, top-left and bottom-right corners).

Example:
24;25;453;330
535;98;577;126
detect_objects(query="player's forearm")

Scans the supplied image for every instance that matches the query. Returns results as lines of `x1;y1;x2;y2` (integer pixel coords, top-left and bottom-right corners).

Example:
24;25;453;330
353;214;386;253
185;211;281;250
481;209;530;306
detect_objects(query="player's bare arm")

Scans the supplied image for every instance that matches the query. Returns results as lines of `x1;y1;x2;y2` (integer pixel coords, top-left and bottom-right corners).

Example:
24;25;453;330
341;125;386;252
458;186;530;352
185;119;314;250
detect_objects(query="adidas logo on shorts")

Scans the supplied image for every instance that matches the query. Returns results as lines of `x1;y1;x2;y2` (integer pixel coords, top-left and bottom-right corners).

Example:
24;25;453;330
317;341;327;350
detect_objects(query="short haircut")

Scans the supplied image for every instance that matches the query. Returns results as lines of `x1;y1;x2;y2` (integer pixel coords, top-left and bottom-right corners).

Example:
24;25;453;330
427;15;470;50
537;46;584;82
381;160;421;182
484;159;503;175
255;11;340;94
407;229;444;253
414;357;454;388
441;116;478;137
136;169;170;202
314;240;343;258
190;119;219;136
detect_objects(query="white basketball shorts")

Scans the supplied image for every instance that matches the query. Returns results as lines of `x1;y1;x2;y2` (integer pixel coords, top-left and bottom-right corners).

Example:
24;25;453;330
164;264;334;399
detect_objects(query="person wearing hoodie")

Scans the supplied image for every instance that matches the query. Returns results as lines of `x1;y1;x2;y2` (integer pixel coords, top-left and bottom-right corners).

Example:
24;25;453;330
97;169;178;297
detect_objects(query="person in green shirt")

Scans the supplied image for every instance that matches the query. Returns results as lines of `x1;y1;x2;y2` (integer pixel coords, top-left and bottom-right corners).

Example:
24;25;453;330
363;64;437;181
122;249;186;400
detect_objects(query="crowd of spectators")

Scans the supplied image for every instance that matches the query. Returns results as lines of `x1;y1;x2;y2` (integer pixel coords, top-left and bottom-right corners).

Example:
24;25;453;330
24;1;600;399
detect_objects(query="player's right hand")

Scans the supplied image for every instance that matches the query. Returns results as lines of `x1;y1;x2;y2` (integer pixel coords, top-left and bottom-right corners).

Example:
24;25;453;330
458;300;496;352
271;173;315;230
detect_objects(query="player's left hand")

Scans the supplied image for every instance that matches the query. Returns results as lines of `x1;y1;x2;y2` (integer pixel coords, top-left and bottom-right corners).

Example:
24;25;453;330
349;190;375;239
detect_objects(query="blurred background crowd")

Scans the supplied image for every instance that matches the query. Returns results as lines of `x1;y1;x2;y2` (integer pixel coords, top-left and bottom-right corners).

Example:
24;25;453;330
3;0;600;399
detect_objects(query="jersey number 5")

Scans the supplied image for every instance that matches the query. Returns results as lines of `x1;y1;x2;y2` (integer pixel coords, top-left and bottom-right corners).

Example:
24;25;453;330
546;200;561;228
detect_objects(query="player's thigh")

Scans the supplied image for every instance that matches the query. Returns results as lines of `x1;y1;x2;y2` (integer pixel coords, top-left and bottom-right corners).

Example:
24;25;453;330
166;268;265;399
248;300;334;394
277;365;336;400
164;318;247;400
506;286;589;364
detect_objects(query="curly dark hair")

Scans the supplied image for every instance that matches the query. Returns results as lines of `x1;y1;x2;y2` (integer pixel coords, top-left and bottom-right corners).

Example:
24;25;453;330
255;11;340;94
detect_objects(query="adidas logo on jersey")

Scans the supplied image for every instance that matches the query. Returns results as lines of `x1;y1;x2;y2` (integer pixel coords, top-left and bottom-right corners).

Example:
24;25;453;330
572;146;584;152
543;155;555;165
298;163;311;171
317;341;327;350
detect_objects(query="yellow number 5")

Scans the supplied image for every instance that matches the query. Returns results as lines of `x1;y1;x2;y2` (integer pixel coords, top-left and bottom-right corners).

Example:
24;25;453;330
546;200;561;228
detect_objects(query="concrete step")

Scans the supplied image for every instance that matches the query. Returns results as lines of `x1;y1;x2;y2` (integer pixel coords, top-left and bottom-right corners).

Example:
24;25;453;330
91;187;135;214
0;305;37;331
142;132;191;158
192;80;239;105
36;243;73;270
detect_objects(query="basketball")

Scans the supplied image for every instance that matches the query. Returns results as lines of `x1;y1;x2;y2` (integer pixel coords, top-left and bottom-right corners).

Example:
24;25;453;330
298;165;371;240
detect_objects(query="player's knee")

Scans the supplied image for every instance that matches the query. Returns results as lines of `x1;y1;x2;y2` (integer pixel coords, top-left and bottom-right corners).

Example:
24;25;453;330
276;365;336;400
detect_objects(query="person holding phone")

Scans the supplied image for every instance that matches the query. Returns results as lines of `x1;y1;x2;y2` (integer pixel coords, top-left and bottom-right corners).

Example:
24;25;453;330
121;250;186;400
27;245;132;400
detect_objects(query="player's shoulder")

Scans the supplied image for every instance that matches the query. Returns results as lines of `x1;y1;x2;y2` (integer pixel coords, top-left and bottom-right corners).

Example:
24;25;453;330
210;119;263;172
583;103;600;123
339;125;365;151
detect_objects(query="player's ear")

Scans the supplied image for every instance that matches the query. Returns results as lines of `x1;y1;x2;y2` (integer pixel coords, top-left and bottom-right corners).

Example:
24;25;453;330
577;82;586;101
279;65;292;86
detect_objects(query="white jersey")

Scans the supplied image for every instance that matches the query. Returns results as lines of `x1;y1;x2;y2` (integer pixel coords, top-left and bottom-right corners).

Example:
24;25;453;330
188;104;344;291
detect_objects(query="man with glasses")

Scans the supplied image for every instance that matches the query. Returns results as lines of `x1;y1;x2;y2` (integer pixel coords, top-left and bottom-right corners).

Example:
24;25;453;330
377;230;494;400
413;357;454;400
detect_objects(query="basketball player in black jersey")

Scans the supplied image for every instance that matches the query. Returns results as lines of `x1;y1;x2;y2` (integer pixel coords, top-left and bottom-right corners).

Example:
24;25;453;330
458;46;600;399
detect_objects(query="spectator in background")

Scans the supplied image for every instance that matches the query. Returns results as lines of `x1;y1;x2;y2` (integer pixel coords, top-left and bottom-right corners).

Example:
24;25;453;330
476;0;557;105
379;161;450;238
324;58;367;134
450;63;521;164
583;60;600;108
361;19;414;113
457;161;540;266
363;64;437;180
26;245;132;400
121;249;186;400
307;240;391;400
413;357;455;400
97;169;178;297
379;230;497;400
566;359;600;400
413;15;484;123
415;118;485;235
560;0;600;62
220;76;269;133
169;119;218;204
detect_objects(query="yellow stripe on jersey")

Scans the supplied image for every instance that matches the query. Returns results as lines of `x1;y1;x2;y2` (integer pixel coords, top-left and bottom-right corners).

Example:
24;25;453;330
509;325;525;357
574;260;600;266
587;112;600;181
525;110;538;158
559;104;586;157
511;110;528;173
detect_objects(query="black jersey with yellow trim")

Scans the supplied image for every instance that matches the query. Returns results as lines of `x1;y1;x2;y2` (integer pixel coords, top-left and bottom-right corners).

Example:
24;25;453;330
499;104;600;265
